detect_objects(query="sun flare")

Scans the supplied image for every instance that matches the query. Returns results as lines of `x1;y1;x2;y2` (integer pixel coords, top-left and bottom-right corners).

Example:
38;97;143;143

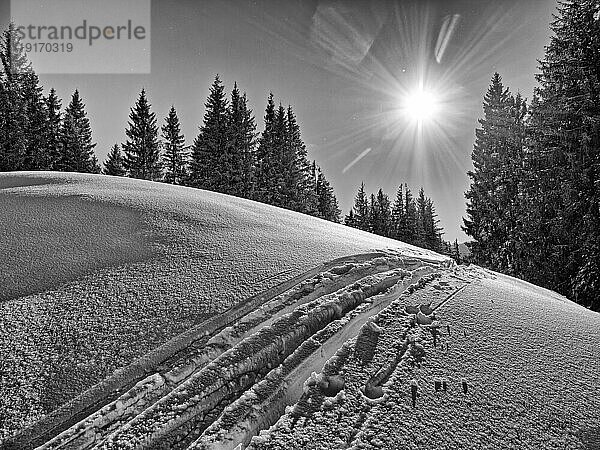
403;89;440;123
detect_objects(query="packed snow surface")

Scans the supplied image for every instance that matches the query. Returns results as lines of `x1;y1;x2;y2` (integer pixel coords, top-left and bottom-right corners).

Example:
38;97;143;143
0;172;442;439
250;271;600;450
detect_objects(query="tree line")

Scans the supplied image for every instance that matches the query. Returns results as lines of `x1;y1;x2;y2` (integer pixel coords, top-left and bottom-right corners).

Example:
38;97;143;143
464;1;599;311
345;182;460;259
0;23;341;223
0;24;99;174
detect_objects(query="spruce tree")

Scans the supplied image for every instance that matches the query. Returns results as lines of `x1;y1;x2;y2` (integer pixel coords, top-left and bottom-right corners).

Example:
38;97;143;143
58;90;99;173
161;106;187;184
254;93;277;203
189;75;228;191
0;23;30;171
404;185;418;244
390;185;406;241
416;188;428;247
272;103;289;207
350;182;370;231
424;197;443;251
22;72;50;170
371;188;391;236
525;1;600;310
122;88;161;180
225;84;256;197
45;88;62;170
103;144;126;176
287;107;318;214
463;73;518;269
344;209;356;228
452;239;461;264
315;166;341;223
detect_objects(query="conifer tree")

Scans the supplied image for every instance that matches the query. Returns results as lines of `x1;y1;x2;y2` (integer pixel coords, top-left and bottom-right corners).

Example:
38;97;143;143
452;239;461;264
0;23;30;171
45;88;62;169
271;103;289;207
189;75;228;191
424;197;443;251
390;185;406;240
525;0;600;310
225;84;256;197
287;106;317;214
344;209;356;228
122;88;161;180
103;144;126;176
254;93;277;203
416;188;428;247
315;166;341;223
22;72;50;169
371;188;391;236
404;185;418;244
369;193;378;233
57;90;99;173
463;73;518;269
349;182;370;231
161;106;187;184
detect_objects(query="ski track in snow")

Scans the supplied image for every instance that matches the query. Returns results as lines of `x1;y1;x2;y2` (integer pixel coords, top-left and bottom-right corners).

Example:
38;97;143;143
248;271;600;450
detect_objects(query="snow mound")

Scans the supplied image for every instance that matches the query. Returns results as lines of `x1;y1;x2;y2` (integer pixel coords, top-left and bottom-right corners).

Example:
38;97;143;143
0;172;444;441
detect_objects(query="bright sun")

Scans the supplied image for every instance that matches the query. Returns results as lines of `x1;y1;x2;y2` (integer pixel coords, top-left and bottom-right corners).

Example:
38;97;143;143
403;89;440;123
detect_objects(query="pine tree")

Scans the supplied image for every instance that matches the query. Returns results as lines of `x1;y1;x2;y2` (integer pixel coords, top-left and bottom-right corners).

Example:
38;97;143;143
45;88;62;170
161;105;187;184
315;166;341;223
452;239;461;264
272;103;289;208
0;23;30;171
416;188;428;247
287;106;318;214
122;88;161;180
424;197;443;251
189;75;228;191
404;185;418;244
103;144;126;176
22;72;50;170
463;73;520;270
525;0;600;310
225;84;256;197
390;185;406;240
344;209;356;228
348;182;370;231
57;90;99;173
254;93;277;203
371;188;391;236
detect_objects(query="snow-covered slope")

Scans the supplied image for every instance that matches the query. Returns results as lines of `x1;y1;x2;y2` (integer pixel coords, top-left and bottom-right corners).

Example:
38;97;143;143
247;271;600;450
0;172;443;443
2;172;598;450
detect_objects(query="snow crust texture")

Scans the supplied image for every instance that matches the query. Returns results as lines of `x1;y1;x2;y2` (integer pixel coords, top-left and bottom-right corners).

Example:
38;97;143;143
0;172;442;445
2;173;597;450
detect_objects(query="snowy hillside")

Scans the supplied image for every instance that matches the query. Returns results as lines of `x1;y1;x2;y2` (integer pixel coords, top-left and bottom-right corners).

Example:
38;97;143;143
0;172;442;445
1;172;598;450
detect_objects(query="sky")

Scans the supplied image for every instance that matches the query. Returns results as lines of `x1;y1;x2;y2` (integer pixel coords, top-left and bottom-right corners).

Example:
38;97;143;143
3;0;557;241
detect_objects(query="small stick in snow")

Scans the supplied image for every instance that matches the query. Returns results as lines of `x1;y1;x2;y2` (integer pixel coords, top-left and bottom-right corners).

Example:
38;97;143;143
461;378;468;394
410;379;418;407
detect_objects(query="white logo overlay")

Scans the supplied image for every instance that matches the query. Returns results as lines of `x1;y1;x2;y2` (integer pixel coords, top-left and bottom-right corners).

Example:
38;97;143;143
10;0;151;74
